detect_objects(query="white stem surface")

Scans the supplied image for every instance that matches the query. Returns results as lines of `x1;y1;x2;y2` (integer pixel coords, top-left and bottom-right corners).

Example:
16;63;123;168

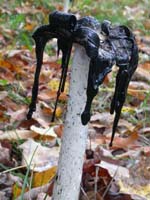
52;45;90;200
63;0;70;13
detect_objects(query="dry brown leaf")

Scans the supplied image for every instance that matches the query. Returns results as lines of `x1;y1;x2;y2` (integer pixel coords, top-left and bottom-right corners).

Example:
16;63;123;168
54;124;64;138
30;125;57;138
91;135;108;146
19;139;59;171
39;69;52;83
139;127;150;135
0;59;23;74
90;112;114;126
6;49;33;66
143;20;150;30
0;104;7;118
0;130;37;140
111;132;139;148
38;90;67;101
31;103;52;128
7;107;27;123
135;66;150;82
0;66;14;82
129;81;150;90
1;97;20;111
40;102;53;116
118;119;135;132
18;118;39;129
141;61;150;70
1;174;23;200
127;88;146;100
119;181;150;200
115;149;141;160
0;143;10;165
142;146;150;156
0;91;8;100
96;161;129;181
36;193;52;200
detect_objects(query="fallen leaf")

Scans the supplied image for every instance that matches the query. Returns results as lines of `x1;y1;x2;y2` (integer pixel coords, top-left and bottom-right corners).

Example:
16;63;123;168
31;103;52;128
2;97;20;111
0;59;23;74
121;106;136;114
115;149;141;160
110;132;139;148
30;125;57;138
40;102;53;116
143;20;150;30
118;119;135;132
127;88;146;100
0;91;8;100
38;90;67;101
142;146;150;156
0;143;11;166
7;107;27;123
19;139;59;171
139;127;150;135
32;166;57;187
1;174;23;200
119;181;150;200
0;66;14;82
0;130;37;140
13;183;28;200
55;106;63;118
96;161;129;181
141;61;150;70
54;124;64;137
36;193;52;200
135;66;150;83
0;104;7;112
24;23;35;31
90;112;114;126
18;118;40;129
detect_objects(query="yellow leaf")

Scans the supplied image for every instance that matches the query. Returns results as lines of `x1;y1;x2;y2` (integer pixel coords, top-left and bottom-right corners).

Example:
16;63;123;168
119;180;150;199
48;79;60;91
48;79;69;93
121;106;135;114
13;183;28;199
24;23;35;31
32;166;57;188
55;107;63;118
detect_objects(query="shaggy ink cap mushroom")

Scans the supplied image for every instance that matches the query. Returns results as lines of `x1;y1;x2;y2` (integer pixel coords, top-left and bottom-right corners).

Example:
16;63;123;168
101;20;111;35
77;16;100;31
49;10;77;31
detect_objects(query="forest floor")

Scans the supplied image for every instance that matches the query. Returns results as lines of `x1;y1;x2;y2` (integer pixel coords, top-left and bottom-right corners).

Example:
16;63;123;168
0;0;150;199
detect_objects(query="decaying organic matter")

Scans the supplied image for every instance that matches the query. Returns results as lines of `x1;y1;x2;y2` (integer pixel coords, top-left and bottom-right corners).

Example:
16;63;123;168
27;11;138;146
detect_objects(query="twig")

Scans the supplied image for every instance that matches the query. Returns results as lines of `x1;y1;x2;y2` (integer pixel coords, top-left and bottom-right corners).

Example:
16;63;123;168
0;165;26;175
94;166;99;200
80;185;90;200
102;167;119;199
